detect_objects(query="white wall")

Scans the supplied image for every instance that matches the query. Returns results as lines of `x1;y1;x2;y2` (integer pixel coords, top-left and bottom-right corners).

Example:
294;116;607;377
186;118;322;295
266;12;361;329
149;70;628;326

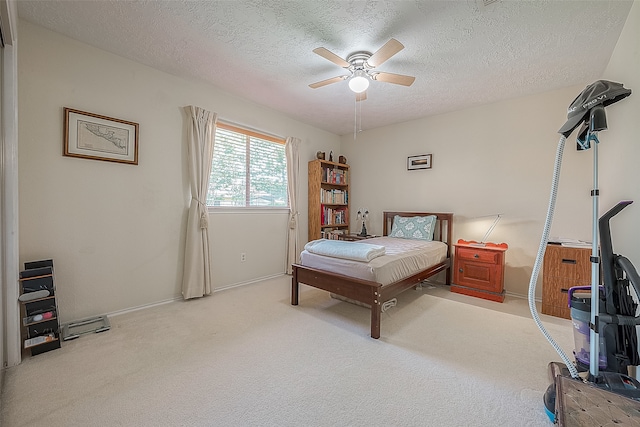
603;0;640;378
600;0;640;272
342;1;640;298
18;20;339;323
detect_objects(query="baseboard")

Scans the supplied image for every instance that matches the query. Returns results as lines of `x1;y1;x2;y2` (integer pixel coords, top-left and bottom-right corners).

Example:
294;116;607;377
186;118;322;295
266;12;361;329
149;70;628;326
103;276;538;320
505;290;542;303
422;280;542;304
212;273;286;293
107;296;183;318
107;273;287;318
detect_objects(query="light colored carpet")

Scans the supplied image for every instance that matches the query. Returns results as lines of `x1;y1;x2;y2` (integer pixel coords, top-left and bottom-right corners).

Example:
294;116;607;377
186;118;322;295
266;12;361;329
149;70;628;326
0;276;573;426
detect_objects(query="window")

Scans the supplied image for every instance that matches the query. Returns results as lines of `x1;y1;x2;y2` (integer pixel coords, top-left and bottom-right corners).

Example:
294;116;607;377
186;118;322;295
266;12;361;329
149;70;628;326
207;122;288;208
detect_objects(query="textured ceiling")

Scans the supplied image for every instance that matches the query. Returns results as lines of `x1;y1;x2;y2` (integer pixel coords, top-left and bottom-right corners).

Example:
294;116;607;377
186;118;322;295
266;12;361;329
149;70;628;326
17;0;634;136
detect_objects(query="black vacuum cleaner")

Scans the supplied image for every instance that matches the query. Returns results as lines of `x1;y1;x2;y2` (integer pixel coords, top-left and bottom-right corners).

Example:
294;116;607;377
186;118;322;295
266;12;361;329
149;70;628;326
526;80;640;423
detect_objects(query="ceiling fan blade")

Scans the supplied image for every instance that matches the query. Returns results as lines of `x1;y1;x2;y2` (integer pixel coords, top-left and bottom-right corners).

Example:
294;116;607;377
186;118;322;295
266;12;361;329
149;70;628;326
367;38;404;68
371;72;415;86
356;91;367;102
312;47;351;68
309;75;348;89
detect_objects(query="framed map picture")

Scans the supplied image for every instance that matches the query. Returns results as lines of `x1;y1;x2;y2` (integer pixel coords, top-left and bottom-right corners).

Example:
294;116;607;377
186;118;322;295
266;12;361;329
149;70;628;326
64;108;139;165
407;154;432;170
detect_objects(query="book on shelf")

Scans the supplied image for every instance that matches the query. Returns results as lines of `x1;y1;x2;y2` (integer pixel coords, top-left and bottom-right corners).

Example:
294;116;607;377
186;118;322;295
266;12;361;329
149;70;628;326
322;166;348;185
320;188;348;204
321;205;348;226
321;229;345;240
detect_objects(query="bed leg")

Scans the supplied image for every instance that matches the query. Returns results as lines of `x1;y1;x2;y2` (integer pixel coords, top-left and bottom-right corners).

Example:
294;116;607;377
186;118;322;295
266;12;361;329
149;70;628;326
291;268;299;306
371;303;381;339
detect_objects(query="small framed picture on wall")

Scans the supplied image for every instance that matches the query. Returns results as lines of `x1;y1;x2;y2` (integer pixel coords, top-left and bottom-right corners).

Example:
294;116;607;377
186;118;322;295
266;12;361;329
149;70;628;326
407;154;432;170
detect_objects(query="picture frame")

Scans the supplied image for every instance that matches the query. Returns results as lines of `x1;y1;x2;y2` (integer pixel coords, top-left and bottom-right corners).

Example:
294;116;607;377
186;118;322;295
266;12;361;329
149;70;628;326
64;108;139;165
407;154;432;170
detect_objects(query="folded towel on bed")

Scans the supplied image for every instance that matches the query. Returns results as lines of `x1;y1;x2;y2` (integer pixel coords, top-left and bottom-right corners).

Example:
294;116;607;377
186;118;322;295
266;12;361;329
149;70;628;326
304;239;385;262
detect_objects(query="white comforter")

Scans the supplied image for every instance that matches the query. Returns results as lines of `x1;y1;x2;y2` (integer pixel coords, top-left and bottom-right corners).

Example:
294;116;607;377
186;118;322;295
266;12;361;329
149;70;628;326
304;239;385;262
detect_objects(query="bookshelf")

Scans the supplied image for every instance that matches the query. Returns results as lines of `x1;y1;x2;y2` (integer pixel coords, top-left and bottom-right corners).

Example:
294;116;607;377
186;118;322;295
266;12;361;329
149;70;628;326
308;159;349;241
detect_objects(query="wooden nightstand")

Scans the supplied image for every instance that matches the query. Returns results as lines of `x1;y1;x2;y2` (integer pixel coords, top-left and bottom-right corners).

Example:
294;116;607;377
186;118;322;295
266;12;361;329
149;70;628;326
452;239;508;302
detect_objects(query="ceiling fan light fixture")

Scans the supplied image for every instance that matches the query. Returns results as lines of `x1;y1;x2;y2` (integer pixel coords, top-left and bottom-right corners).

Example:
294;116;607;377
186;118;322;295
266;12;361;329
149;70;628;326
309;39;414;94
348;70;369;93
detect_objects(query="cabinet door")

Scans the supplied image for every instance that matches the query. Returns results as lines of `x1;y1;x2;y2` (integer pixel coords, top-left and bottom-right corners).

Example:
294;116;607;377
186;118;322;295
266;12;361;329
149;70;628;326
455;259;503;293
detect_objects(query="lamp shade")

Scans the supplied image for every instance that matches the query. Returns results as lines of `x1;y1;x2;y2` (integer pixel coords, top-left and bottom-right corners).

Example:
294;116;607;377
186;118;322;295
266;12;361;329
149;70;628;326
348;71;369;93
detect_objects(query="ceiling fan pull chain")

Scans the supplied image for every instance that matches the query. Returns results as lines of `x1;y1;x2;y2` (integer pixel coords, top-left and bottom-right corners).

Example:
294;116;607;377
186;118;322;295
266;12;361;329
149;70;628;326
354;97;357;140
358;96;363;132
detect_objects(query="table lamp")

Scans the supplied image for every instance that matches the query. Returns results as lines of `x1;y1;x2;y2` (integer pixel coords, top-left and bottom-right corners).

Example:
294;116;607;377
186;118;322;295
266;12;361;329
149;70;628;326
459;214;507;248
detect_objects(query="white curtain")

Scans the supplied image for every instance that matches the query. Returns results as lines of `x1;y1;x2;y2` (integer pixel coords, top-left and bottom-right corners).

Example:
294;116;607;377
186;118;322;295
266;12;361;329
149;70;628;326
182;106;216;299
285;137;301;274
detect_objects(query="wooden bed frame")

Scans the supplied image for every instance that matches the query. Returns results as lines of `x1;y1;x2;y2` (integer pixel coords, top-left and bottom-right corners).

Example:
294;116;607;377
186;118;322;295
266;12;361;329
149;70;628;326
291;211;453;339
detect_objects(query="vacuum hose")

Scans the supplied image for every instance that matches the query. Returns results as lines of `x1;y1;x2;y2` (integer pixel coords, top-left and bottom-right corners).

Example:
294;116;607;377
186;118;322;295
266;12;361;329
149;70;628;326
527;135;580;379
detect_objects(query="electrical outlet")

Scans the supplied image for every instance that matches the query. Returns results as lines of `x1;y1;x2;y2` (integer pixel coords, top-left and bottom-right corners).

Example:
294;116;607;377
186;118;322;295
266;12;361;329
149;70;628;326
240;252;246;262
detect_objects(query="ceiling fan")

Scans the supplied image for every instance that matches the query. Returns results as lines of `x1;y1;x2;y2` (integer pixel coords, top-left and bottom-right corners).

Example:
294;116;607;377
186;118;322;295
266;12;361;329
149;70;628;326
309;38;416;99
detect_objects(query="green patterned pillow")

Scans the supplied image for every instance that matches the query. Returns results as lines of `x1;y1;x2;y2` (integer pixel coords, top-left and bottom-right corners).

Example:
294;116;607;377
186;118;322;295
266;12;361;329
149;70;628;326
389;215;437;241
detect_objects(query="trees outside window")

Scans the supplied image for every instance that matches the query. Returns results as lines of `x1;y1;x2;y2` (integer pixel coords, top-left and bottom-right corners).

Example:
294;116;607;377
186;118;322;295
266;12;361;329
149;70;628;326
208;123;288;208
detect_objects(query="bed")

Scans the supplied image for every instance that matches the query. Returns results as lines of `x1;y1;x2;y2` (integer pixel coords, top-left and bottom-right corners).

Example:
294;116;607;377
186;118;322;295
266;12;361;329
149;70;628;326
291;211;453;338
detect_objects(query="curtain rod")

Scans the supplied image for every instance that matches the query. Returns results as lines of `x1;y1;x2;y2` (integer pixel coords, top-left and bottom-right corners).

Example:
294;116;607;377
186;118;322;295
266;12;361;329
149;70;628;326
217;118;285;141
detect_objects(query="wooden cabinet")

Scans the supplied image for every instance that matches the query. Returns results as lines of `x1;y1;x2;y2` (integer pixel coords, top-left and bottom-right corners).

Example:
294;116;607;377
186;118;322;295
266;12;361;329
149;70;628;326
308;159;349;241
19;259;61;356
542;244;592;319
452;240;508;302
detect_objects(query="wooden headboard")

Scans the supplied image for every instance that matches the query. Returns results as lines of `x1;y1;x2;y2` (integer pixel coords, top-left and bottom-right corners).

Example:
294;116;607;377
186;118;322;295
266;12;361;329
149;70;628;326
383;211;454;257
